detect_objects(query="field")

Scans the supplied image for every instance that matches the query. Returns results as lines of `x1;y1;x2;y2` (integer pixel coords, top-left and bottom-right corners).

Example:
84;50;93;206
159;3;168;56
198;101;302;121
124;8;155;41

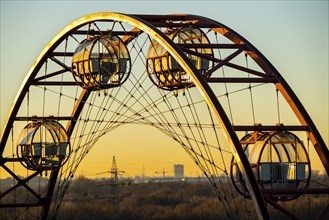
1;174;328;219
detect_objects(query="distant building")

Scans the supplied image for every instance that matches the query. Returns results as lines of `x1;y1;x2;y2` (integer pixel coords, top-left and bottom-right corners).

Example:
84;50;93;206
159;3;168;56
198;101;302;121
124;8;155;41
174;164;184;179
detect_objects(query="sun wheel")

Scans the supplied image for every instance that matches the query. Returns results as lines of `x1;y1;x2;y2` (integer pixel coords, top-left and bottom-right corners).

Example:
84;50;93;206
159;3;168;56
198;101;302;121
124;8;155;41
0;13;328;220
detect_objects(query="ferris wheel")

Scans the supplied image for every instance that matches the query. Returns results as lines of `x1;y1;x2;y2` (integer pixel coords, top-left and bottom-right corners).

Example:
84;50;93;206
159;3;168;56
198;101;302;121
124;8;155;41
0;13;328;219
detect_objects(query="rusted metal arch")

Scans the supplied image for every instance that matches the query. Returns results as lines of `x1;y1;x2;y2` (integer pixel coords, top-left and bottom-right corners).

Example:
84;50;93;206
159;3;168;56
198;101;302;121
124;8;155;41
194;14;329;174
187;14;329;219
155;13;329;174
139;13;329;218
137;14;328;175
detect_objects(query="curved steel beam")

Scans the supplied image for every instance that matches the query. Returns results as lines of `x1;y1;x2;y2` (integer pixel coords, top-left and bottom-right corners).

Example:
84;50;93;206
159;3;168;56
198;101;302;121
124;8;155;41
188;14;329;175
0;12;270;219
0;18;82;155
3;12;315;220
116;13;270;220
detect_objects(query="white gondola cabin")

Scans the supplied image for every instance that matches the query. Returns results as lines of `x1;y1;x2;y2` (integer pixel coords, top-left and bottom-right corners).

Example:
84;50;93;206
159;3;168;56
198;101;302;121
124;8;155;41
72;35;131;90
146;28;213;90
231;131;310;201
17;120;70;170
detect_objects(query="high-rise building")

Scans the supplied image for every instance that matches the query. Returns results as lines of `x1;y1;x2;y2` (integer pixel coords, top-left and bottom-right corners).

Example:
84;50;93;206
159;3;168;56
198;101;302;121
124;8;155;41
174;164;184;179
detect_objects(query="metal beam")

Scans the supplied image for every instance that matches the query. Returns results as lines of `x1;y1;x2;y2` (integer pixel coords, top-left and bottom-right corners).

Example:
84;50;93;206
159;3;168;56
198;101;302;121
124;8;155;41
41;90;91;219
196;13;329;177
34;69;69;81
72;30;139;36
0;202;45;208
261;188;329;194
132;14;194;22
233;125;309;131
176;43;246;49
181;47;220;63
32;81;79;86
41;168;60;219
263;195;299;220
185;48;268;79
203;48;244;77
276;82;329;175
148;21;218;29
0;157;25;164
15;116;74;121
126;13;270;220
52;52;74;57
0;165;43;201
206;77;275;83
49;56;71;72
224;62;267;77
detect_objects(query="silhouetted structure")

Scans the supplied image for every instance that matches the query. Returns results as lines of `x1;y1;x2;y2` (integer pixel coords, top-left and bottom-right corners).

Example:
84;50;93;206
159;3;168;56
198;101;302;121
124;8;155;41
155;168;170;178
174;164;184;179
110;156;124;210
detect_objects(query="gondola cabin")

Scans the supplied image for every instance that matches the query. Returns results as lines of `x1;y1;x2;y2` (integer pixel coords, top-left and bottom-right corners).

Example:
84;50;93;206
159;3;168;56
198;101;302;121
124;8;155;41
230;131;310;201
17;120;70;170
146;28;213;90
72;35;131;90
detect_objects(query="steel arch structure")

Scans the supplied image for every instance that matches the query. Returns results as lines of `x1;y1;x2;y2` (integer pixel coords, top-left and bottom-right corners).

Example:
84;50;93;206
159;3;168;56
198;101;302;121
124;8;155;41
0;12;328;219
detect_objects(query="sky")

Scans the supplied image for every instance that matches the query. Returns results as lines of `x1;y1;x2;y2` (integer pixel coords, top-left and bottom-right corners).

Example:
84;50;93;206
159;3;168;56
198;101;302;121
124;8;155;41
0;1;328;177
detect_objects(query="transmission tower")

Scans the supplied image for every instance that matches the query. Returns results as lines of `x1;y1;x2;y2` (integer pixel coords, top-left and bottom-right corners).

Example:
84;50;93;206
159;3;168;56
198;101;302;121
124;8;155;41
155;168;169;178
110;156;125;211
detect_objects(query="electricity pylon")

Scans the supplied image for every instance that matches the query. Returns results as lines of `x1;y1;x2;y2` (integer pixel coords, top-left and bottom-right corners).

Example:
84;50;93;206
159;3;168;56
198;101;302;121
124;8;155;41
110;156;125;211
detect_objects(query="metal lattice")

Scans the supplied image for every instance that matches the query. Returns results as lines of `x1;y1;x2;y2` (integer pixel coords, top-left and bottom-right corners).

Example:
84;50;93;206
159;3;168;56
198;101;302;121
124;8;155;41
0;13;328;220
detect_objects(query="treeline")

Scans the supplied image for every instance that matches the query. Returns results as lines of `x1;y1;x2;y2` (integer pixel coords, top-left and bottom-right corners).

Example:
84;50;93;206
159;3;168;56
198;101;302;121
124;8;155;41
56;174;329;220
59;178;227;220
0;174;328;219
